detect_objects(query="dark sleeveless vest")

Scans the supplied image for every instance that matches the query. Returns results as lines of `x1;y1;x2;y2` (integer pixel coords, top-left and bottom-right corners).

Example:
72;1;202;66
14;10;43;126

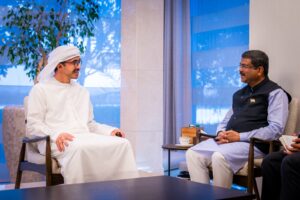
226;77;291;153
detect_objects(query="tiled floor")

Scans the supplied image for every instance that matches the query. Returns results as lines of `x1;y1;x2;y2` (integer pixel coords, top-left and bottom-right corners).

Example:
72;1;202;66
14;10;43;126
0;181;45;191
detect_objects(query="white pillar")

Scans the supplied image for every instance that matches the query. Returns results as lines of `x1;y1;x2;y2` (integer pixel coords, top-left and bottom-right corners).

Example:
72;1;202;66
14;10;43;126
250;0;300;130
121;0;164;173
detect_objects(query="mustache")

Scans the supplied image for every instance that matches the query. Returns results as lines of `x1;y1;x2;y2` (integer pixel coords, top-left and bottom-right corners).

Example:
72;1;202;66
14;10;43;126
240;72;245;76
73;69;80;73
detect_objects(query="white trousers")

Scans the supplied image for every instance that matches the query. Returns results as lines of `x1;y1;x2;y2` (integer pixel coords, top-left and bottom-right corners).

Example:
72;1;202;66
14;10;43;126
186;149;233;188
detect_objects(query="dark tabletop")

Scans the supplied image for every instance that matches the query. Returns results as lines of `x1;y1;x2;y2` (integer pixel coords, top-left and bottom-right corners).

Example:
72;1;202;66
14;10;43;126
0;176;254;200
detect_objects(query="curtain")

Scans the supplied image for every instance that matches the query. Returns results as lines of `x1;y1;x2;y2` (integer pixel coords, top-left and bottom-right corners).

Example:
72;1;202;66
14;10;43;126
163;0;191;144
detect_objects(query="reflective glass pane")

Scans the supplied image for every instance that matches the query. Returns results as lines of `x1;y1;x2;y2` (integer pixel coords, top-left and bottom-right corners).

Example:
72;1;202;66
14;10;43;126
191;0;249;133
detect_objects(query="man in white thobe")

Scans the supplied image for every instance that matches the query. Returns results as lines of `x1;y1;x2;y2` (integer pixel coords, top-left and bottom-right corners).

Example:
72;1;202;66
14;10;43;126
26;45;138;184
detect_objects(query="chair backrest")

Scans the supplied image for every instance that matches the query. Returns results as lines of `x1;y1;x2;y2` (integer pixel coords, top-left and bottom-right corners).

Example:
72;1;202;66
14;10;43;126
23;96;42;162
283;98;299;135
23;96;29;121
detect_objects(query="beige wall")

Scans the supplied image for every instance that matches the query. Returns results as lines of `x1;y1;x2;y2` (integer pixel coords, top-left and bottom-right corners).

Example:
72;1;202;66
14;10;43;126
121;0;164;173
250;0;300;131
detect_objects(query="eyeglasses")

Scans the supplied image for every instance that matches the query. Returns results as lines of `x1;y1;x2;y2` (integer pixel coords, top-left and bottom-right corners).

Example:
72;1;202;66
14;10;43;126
62;59;82;67
239;64;256;70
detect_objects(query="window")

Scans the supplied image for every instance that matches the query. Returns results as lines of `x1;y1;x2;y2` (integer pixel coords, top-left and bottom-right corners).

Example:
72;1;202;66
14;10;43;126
0;0;121;182
190;0;249;133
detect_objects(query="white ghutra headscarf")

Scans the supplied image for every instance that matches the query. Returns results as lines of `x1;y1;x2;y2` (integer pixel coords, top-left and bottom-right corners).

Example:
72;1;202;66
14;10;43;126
37;45;81;82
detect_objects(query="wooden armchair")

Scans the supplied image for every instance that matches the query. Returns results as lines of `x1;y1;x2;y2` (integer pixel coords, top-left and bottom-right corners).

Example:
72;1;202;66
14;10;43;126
15;135;64;188
199;98;299;200
14;96;63;189
196;135;279;200
231;137;279;200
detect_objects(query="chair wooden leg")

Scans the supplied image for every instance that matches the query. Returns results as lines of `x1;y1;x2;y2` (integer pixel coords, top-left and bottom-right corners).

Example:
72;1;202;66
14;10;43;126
15;143;26;189
15;169;23;189
253;179;260;200
247;178;253;195
45;136;53;186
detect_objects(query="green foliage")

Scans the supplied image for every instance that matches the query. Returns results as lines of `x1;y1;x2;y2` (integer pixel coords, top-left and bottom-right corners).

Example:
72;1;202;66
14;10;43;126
0;0;102;80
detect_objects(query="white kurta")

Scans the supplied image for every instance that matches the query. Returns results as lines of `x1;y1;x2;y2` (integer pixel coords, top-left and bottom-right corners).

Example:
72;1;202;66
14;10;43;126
26;78;138;184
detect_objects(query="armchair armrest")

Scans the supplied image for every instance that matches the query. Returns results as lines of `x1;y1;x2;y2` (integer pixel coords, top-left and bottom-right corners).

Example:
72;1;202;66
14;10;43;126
198;133;216;142
199;133;216;138
249;137;270;144
249;137;280;144
20;135;53;180
248;137;280;165
250;137;281;153
22;135;50;143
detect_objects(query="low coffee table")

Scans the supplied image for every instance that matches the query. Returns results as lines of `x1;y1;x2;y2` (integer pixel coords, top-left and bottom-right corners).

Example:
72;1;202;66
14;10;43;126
0;176;255;199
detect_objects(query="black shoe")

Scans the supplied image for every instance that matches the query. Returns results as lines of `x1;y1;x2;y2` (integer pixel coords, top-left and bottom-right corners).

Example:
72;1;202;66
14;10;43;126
177;171;190;179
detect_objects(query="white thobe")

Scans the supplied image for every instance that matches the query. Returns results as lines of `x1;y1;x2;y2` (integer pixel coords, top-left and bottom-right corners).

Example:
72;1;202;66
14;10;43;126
26;78;138;184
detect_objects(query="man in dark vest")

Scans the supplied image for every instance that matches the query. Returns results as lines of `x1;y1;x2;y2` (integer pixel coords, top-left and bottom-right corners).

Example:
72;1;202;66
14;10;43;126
186;50;291;188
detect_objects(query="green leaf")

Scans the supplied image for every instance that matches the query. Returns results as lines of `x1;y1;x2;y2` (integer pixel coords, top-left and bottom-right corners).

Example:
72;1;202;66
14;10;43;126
18;59;23;65
1;0;103;80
